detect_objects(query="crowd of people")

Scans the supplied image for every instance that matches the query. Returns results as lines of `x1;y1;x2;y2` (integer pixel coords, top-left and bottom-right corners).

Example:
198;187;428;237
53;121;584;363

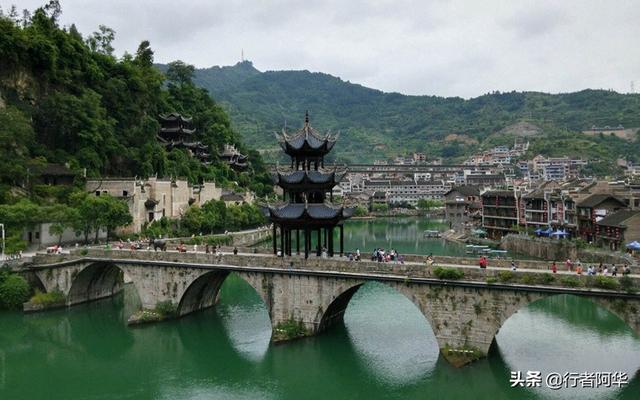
558;259;632;276
370;248;404;263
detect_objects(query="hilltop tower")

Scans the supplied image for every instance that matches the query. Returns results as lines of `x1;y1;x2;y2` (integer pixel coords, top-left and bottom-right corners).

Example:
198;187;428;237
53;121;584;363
264;112;352;259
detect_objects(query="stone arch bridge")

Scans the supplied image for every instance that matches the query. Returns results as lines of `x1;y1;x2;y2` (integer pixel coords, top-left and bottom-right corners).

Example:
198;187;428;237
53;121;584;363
24;250;640;366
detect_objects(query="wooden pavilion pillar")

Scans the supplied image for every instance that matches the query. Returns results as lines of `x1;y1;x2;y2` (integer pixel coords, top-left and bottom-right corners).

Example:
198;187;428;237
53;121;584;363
317;229;321;256
304;228;310;259
280;226;285;257
272;224;277;255
339;224;344;257
296;229;300;255
328;227;334;257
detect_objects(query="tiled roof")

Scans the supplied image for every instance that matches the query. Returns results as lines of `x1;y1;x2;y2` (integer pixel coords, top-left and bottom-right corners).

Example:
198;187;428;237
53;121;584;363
266;203;353;220
597;210;640;227
577;194;626;208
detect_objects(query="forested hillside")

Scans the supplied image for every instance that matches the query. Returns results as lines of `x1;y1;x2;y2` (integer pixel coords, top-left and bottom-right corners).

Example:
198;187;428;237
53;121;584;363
184;61;640;165
0;4;272;199
0;3;272;253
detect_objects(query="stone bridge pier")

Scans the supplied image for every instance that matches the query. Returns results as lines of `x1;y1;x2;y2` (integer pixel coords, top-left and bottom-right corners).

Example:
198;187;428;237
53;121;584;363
29;259;640;367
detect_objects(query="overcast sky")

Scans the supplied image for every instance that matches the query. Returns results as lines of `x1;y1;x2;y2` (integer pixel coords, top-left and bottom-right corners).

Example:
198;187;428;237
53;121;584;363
5;0;640;98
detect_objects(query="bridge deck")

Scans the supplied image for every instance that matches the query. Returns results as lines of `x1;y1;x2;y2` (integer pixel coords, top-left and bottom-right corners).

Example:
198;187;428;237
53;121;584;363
26;249;640;299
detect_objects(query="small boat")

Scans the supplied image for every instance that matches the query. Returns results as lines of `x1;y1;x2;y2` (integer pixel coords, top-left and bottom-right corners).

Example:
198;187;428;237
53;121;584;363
423;230;441;238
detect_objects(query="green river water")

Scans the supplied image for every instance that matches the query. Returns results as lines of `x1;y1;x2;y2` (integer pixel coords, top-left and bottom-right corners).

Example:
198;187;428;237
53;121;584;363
0;218;639;399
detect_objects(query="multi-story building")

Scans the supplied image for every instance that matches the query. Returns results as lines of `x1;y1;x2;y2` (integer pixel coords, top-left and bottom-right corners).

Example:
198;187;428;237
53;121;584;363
465;173;506;187
595;210;640;251
85;177;225;233
481;190;521;240
576;194;627;242
531;155;587;181
362;178;451;206
444;186;481;228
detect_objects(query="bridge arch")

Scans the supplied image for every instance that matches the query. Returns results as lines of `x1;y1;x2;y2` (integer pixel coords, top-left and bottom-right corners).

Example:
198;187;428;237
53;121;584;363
177;270;269;318
67;261;140;307
493;293;640;383
490;293;640;356
317;280;437;338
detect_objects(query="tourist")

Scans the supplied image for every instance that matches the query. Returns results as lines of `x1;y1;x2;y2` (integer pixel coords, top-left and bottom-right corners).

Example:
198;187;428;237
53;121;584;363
603;266;609;276
193;243;198;253
623;265;631;276
205;244;210;254
511;261;517;271
426;254;434;266
348;253;354;261
233;247;238;255
612;265;618;276
565;259;572;271
576;264;583;275
598;265;603;275
551;261;557;273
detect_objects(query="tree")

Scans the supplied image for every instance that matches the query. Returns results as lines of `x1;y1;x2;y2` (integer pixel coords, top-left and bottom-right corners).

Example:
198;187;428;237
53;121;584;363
0;107;34;186
134;40;154;68
98;195;132;242
86;25;115;55
166;60;195;87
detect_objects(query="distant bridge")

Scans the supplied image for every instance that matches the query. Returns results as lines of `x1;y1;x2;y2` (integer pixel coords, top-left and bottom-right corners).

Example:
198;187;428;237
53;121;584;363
22;249;640;365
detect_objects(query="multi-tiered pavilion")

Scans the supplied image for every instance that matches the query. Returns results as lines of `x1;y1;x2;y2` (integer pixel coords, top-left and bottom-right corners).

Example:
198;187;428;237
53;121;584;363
157;113;211;164
264;112;352;258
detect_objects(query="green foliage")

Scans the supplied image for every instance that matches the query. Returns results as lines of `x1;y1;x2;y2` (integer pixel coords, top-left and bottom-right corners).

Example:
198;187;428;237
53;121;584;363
30;290;65;307
432;267;464;280
537;273;556;285
560;276;581;288
273;318;309;341
372;203;389;212
353;205;368;217
591;276;619;290
154;300;177;317
619;276;636;293
417;199;443;211
0;8;272;204
0;273;31;309
486;277;498;284
497;271;515;283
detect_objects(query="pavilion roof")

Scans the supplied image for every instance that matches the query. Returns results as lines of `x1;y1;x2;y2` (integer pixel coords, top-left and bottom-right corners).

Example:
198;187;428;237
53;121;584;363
276;112;338;153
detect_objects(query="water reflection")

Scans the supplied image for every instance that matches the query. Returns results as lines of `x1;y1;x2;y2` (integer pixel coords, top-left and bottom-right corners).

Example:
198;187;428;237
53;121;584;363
216;273;271;362
496;295;640;400
343;282;439;385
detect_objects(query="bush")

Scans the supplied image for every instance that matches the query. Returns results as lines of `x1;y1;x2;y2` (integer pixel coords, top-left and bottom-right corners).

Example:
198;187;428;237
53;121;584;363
273;318;309;341
591;276;619;290
537;273;556;285
560;276;581;288
155;300;177;317
0;274;31;309
433;267;464;280
619;276;636;293
30;290;66;306
497;271;515;283
486;277;498;284
520;273;536;285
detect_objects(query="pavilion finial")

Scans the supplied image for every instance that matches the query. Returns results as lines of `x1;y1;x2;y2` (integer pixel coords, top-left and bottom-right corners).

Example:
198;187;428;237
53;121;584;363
304;110;309;126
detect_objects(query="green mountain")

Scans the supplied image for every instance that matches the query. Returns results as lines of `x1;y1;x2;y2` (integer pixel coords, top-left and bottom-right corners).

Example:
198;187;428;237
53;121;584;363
185;61;640;168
